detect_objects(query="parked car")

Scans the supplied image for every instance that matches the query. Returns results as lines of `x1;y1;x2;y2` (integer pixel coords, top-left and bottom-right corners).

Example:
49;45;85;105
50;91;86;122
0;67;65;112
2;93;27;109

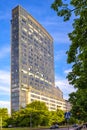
83;123;87;128
72;124;78;127
8;125;12;128
50;124;59;129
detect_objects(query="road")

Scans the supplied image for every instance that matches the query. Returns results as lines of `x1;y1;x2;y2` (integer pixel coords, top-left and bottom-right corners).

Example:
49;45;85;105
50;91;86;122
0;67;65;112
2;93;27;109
41;128;74;130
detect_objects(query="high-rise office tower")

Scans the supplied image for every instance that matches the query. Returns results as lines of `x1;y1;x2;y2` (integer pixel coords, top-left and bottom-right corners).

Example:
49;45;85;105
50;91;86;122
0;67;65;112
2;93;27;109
11;6;66;113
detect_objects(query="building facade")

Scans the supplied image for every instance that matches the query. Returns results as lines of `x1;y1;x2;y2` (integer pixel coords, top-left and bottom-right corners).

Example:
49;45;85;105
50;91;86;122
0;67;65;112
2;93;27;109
11;5;70;113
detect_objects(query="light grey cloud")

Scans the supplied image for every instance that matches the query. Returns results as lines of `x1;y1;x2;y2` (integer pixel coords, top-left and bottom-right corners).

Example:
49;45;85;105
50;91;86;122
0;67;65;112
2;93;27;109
64;69;72;74
0;70;10;98
0;70;10;113
55;75;76;100
0;46;10;59
0;86;10;93
0;11;10;20
27;8;72;44
39;15;72;44
40;15;73;30
0;70;10;85
41;20;60;26
40;15;72;27
52;32;70;44
54;50;66;62
0;101;10;114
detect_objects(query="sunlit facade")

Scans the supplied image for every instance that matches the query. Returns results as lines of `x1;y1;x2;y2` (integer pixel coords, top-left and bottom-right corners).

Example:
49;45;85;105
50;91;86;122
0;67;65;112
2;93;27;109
11;5;71;113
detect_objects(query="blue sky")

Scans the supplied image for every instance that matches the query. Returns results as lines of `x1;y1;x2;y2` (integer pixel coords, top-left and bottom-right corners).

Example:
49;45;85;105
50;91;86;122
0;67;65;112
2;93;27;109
0;0;76;113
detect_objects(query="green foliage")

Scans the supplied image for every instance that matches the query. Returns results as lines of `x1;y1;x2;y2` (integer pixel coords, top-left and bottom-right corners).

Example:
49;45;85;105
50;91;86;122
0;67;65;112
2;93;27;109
7;101;64;127
51;0;87;122
56;109;64;123
26;100;48;111
49;109;64;125
0;108;9;127
51;0;71;21
68;117;78;124
52;0;87;90
69;89;87;122
51;0;87;21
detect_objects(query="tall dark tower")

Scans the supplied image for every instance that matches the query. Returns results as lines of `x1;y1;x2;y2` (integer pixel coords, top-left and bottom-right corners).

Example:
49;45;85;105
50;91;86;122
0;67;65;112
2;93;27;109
11;5;64;113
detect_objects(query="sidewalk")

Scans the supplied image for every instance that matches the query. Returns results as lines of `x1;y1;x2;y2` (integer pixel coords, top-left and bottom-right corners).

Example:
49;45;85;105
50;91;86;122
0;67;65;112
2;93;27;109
82;128;87;130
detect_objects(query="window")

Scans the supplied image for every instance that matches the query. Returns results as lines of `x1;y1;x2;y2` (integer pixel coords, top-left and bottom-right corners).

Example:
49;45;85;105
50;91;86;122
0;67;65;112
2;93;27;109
22;18;26;24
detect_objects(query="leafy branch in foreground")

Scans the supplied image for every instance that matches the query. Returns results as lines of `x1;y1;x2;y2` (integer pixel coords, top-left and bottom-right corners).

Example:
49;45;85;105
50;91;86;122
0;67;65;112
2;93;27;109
51;0;87;21
51;0;87;89
51;0;87;122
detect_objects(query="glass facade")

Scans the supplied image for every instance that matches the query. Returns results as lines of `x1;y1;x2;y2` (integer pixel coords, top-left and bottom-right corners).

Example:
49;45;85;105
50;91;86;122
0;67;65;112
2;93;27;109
11;5;63;113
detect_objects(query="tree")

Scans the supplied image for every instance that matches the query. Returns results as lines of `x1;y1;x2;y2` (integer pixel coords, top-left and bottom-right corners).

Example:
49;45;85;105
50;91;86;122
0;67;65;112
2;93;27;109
26;101;50;126
56;109;64;123
51;0;87;89
8;101;65;127
49;109;64;125
69;89;87;122
26;100;48;111
8;101;50;127
51;0;87;121
0;108;9;127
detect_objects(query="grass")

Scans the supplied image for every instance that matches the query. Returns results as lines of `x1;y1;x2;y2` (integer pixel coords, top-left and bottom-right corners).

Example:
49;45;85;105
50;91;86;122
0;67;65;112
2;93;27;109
2;128;33;130
2;127;46;130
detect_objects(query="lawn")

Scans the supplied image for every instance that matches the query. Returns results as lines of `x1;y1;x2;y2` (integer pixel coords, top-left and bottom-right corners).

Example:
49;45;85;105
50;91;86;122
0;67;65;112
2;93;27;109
2;127;44;130
2;128;32;130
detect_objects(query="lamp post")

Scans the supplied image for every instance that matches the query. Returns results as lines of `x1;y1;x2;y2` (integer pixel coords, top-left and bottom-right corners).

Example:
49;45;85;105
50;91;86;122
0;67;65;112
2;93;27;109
30;113;32;128
64;111;71;130
0;116;2;130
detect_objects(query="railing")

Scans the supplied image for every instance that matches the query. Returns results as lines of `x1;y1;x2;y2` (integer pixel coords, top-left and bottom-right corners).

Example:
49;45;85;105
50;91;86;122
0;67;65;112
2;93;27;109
74;126;83;130
83;123;87;128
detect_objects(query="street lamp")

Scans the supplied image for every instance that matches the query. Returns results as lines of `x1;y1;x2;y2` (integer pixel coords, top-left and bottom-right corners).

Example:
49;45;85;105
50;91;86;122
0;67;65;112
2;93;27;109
64;111;71;130
0;116;2;130
30;113;32;128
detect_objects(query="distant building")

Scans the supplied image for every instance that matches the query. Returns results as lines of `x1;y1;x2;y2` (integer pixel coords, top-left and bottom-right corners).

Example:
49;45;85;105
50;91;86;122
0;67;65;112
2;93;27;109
65;100;72;111
11;5;71;113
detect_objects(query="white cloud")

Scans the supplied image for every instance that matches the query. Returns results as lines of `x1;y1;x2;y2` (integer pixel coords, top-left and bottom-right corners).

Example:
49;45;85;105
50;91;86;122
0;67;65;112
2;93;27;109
54;50;66;62
0;70;10;115
64;69;72;74
52;32;70;44
41;20;59;26
39;15;72;45
0;46;10;59
55;75;76;100
0;101;10;114
40;16;72;30
0;70;10;114
0;70;10;96
0;11;10;20
0;101;10;107
0;70;10;85
0;86;10;93
39;16;72;44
